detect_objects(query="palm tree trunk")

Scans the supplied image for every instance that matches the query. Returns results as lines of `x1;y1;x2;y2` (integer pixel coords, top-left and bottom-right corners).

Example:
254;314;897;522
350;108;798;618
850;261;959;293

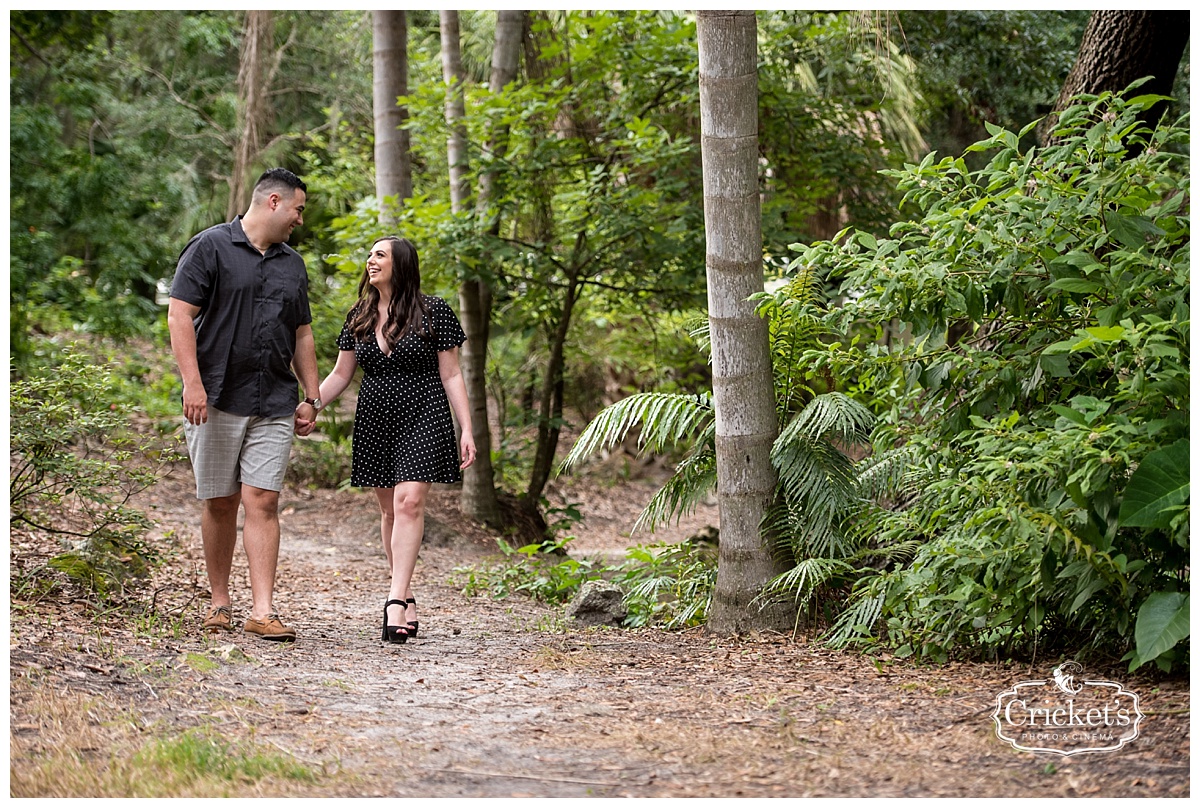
373;10;411;224
697;10;793;635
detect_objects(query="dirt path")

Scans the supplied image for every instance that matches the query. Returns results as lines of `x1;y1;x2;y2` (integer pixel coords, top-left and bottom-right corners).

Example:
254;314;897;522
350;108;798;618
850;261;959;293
9;466;1191;797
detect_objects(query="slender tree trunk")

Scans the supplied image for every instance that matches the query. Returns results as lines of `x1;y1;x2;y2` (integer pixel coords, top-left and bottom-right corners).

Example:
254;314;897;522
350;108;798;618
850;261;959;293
1038;10;1190;146
440;10;504;526
476;10;525;237
440;11;470;212
524;270;580;512
514;11;562;518
697;10;794;635
521;12;560;245
373;10;411;224
228;11;273;221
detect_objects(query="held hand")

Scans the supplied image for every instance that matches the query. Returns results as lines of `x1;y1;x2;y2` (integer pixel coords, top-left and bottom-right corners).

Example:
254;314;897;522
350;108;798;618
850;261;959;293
294;402;318;436
459;433;477;470
182;383;208;425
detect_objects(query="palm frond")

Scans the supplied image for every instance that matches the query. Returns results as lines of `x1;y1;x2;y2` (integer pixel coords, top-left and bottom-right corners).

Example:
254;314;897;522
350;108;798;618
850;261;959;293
559;392;713;474
824;590;885;648
856;445;926;502
684;316;711;356
631;444;717;534
788;391;875;447
760;557;858;607
765;499;860;561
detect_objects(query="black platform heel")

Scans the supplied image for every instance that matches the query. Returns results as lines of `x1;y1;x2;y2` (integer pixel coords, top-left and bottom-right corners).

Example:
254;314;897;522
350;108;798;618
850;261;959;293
405;597;419;639
382;599;409;643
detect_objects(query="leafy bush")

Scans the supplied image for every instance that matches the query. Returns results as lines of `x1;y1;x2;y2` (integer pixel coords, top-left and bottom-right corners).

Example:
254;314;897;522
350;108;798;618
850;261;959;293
451;537;603;604
450;534;718;630
10;346;172;599
609;539;717;629
770;86;1189;670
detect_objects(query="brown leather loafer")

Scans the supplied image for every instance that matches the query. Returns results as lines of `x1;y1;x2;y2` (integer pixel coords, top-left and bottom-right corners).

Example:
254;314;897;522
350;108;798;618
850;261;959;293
202;605;233;633
243;613;296;642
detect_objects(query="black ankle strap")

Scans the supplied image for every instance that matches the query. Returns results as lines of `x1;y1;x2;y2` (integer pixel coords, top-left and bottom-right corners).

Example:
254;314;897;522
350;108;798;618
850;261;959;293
385;599;407;608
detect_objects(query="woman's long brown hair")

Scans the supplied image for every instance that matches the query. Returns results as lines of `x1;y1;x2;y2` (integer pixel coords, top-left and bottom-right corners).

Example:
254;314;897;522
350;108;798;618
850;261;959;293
346;236;434;350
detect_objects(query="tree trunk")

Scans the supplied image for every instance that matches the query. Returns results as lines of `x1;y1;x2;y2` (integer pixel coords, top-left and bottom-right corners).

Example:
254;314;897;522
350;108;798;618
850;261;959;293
441;9;504;526
697;10;794;635
440;11;470;212
513;11;562;518
228;11;273;221
476;10;525;237
523;271;580;514
1038;10;1190;146
373;10;411;224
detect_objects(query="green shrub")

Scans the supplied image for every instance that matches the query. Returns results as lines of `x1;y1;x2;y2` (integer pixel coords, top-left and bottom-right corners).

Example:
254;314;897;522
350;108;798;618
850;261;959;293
451;537;603;604
771;86;1189;670
10;346;172;600
450;535;717;629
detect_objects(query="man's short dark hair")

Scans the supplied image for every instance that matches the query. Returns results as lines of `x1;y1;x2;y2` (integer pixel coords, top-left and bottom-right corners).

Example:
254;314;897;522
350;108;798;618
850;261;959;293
254;168;307;198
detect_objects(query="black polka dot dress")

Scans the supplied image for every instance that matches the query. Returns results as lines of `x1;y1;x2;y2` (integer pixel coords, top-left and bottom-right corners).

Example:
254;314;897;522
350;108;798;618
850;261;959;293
337;295;468;488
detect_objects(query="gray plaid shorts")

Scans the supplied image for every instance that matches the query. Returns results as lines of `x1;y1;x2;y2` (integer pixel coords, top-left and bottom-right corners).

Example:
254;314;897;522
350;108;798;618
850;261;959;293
183;408;294;499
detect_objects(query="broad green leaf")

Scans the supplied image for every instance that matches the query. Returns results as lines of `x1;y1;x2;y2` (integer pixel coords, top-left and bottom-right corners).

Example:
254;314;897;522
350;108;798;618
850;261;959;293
1047;278;1104;294
1085;326;1125;342
1104;211;1166;250
1119;440;1190;529
1132;592;1189;670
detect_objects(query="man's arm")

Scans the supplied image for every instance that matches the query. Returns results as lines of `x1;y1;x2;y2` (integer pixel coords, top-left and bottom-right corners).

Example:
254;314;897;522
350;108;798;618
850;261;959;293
292;323;321;433
167;297;208;425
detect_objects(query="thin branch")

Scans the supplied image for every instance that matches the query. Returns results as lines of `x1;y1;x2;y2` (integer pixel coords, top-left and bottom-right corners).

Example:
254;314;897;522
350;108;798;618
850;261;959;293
12;28;52;68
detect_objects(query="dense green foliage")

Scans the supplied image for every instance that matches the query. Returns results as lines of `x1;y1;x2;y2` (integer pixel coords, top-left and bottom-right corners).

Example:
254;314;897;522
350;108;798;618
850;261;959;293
895;10;1091;160
10;348;177;599
565;89;1189;669
9;10;372;368
767;89;1189;670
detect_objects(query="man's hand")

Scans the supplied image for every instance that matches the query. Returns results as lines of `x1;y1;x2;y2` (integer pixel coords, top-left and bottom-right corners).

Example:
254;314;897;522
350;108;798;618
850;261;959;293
182;383;208;425
294;401;317;436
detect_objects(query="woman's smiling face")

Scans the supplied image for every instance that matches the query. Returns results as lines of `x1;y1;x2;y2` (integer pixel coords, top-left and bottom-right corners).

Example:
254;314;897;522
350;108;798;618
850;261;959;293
366;240;393;290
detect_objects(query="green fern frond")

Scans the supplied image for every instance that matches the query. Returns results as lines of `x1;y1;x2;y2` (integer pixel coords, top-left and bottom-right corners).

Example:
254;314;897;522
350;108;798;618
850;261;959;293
761;557;857;607
632;446;717;534
788;392;875;446
559;392;713;474
857;446;926;501
824;590;885;648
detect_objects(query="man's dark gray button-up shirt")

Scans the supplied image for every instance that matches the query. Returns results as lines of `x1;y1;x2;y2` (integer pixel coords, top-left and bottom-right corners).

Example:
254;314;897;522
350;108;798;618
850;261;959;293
170;216;312;418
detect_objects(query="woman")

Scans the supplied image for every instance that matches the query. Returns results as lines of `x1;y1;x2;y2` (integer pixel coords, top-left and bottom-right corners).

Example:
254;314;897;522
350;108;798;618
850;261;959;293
313;236;475;643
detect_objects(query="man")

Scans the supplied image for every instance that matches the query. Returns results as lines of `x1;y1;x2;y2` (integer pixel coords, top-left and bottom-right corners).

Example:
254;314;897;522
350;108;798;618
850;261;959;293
168;168;321;641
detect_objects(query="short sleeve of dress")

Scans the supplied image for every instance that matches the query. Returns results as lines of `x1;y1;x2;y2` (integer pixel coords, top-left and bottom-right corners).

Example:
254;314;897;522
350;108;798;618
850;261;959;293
336;312;356;351
429;296;467;352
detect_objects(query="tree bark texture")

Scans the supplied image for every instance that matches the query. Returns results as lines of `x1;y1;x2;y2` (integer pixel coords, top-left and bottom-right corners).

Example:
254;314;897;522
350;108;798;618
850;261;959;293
697;10;794;635
523;272;579;514
1038;10;1190;145
440;11;470;214
441;9;504;526
373;10;411;224
476;9;525;237
228;11;274;221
